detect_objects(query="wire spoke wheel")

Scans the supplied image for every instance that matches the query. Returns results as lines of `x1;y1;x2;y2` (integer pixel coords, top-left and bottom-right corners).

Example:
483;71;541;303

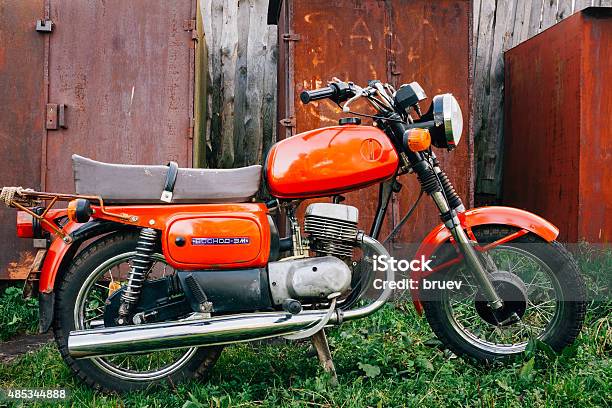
422;226;586;362
442;245;562;353
74;252;197;381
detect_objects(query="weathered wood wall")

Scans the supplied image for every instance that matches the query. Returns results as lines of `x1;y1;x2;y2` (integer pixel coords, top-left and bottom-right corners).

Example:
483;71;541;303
473;0;612;198
200;0;277;169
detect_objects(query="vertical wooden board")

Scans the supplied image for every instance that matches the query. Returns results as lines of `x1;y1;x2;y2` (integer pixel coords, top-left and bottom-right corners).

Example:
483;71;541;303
512;0;535;47
260;25;278;163
473;0;497;185
391;0;473;244
0;0;46;279
557;0;573;20
478;0;518;196
528;0;544;37
218;0;239;168
541;0;559;30
243;0;268;166
575;0;594;11
503;14;584;242
194;0;208;168
232;0;250;167
579;10;612;241
45;0;195;194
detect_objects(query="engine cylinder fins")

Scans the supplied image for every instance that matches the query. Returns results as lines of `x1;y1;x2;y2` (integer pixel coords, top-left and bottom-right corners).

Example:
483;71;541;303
304;203;359;258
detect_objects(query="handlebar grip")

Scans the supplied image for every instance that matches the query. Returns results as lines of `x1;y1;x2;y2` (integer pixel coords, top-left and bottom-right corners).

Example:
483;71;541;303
300;86;336;104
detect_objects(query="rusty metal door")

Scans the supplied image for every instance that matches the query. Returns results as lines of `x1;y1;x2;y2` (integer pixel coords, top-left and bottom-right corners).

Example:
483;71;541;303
43;0;197;193
279;0;473;250
0;0;46;279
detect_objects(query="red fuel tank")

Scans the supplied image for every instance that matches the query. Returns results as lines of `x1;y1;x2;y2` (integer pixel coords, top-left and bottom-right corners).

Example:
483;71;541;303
265;125;399;198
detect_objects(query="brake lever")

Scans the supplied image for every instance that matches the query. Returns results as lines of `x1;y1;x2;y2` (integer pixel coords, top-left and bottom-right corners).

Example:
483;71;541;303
341;84;368;113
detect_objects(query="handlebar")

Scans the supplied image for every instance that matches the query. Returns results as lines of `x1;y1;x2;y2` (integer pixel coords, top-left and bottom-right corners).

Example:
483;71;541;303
300;86;336;104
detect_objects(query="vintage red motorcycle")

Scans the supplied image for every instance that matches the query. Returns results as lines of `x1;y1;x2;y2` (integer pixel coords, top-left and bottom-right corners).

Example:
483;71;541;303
2;79;585;392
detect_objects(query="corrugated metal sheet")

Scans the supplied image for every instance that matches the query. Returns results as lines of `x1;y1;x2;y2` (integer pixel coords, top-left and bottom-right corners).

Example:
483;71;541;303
503;7;612;243
277;0;473;247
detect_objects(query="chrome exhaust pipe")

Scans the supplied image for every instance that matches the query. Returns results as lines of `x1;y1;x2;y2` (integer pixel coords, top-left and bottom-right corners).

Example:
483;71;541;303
68;233;394;359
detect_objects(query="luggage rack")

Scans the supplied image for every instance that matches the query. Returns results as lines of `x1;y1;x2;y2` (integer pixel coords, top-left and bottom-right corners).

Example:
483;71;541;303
0;187;134;243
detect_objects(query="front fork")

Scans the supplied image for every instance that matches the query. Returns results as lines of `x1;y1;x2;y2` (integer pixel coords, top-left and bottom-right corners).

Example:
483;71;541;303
430;190;504;310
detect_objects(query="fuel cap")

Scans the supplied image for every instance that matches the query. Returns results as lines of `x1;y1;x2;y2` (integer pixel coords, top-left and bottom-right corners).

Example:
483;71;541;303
339;117;361;126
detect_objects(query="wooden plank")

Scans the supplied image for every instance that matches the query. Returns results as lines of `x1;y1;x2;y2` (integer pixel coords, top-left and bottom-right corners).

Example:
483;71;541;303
473;0;482;59
203;0;224;168
232;0;251;167
574;0;594;12
194;0;208;167
479;0;518;195
219;0;239;167
541;0;558;30
557;0;573;20
528;0;544;37
260;24;278;164
512;0;535;47
472;0;496;194
244;0;268;166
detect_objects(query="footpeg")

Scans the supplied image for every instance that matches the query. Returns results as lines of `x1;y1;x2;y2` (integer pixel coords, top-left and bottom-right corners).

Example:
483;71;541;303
282;299;303;315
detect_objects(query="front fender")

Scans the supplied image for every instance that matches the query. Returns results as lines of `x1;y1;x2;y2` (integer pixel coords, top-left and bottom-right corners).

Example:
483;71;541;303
410;206;559;314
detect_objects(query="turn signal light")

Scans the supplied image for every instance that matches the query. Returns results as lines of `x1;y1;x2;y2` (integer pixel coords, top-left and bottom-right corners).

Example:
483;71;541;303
67;199;93;223
16;211;34;238
404;128;431;152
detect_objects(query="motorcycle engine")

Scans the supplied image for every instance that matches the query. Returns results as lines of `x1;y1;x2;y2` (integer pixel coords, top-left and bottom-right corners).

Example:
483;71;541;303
268;203;359;307
304;203;359;258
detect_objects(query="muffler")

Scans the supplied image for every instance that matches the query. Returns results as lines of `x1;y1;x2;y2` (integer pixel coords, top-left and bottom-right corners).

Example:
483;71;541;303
68;234;393;359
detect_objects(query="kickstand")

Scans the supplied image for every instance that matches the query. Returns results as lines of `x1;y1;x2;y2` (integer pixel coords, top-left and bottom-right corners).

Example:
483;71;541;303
311;329;338;386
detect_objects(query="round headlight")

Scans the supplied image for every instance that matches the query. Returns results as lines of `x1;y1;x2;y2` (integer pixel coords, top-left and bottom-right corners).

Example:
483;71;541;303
431;94;463;150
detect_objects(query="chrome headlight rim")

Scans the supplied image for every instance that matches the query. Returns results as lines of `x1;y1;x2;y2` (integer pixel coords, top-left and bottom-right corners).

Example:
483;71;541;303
432;93;463;150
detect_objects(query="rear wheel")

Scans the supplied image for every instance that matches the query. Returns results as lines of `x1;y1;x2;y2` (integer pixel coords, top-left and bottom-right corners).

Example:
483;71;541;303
422;226;586;362
53;231;223;392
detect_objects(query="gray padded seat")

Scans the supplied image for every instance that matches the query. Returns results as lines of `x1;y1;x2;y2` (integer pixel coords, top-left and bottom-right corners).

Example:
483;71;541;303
72;155;262;204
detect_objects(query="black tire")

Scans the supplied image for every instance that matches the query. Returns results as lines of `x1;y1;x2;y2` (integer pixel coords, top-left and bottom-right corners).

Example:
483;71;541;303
53;231;223;393
422;226;587;362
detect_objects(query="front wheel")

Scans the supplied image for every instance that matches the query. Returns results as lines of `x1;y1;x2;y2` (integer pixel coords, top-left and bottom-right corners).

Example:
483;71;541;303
53;231;223;392
422;226;586;362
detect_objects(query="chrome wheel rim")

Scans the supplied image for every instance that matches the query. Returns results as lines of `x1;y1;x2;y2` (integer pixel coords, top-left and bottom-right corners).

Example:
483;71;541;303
441;245;563;354
74;252;197;381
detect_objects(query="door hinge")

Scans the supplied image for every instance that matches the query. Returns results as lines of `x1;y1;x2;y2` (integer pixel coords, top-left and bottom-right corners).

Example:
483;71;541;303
279;117;296;128
183;19;199;43
282;33;300;42
46;104;67;130
36;19;53;33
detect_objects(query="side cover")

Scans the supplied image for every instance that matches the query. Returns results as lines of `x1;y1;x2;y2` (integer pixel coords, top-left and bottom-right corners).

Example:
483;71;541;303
162;205;271;270
266;125;399;198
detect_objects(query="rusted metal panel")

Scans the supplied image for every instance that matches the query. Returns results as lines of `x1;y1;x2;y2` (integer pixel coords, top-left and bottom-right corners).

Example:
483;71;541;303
503;7;612;243
44;0;196;194
0;0;46;280
279;0;473;246
580;8;612;242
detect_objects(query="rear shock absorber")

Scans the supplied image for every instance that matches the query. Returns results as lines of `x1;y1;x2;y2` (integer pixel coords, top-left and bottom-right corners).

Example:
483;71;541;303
117;228;158;325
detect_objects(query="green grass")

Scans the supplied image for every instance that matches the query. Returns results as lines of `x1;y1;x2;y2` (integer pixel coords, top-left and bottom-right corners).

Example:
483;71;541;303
0;286;39;341
0;246;609;407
